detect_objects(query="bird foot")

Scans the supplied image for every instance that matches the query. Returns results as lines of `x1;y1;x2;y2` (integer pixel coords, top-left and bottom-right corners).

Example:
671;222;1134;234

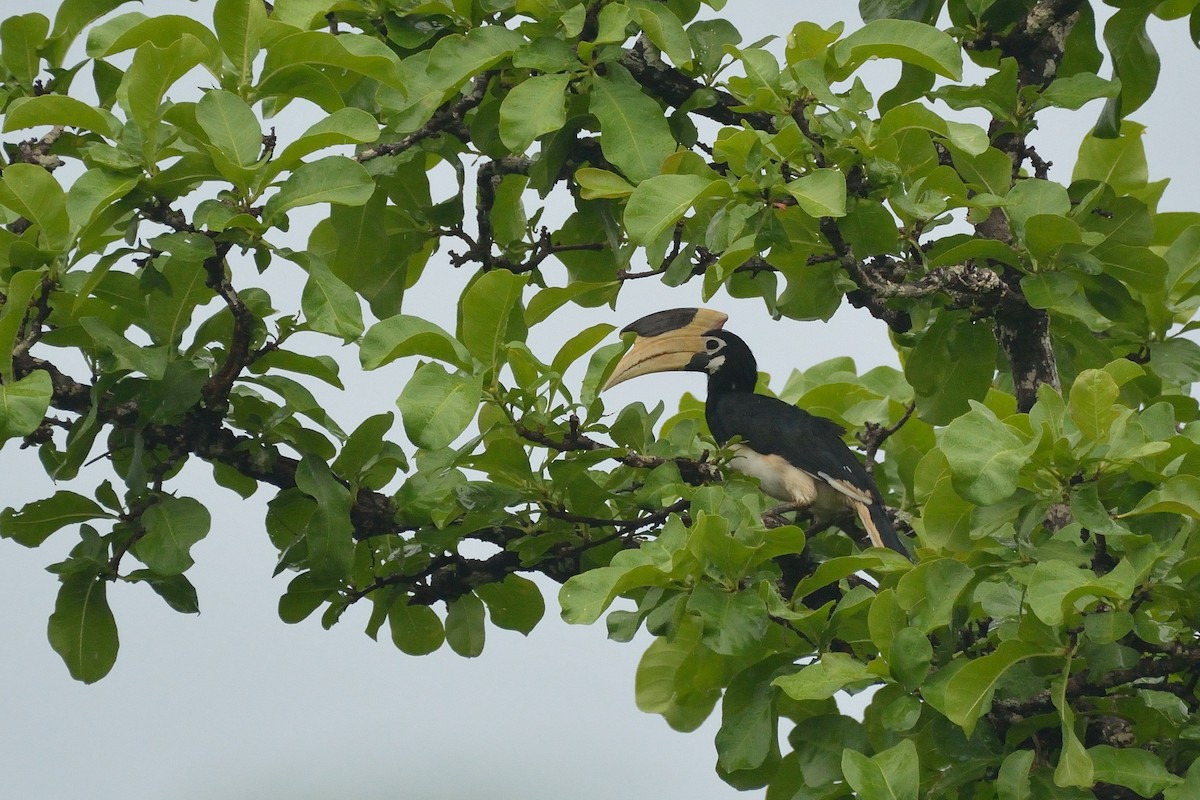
762;503;803;529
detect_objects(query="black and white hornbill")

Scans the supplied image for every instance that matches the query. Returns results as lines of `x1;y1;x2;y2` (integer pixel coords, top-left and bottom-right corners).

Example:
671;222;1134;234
603;308;909;557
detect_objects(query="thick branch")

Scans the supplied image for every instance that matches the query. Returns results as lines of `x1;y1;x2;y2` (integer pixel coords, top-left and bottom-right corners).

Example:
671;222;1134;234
620;37;775;132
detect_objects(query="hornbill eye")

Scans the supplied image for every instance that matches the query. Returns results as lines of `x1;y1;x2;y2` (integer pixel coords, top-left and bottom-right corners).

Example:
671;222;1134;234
704;337;722;352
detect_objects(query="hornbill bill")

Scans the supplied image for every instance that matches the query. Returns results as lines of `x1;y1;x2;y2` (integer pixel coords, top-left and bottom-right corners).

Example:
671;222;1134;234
603;308;909;557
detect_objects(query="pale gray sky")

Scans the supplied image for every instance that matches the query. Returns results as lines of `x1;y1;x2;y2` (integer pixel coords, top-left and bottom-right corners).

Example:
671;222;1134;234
2;3;1197;799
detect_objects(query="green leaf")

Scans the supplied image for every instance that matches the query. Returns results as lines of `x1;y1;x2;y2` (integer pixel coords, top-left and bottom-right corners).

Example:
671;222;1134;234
396;362;482;450
1053;672;1093;788
0;491;109;548
134;496;211;576
559;550;667;624
1039;72;1120;111
895;557;974;633
574;167;636;200
997;750;1035;800
0;270;43;382
1096;7;1159;136
0;369;53;441
213;0;267;86
938;402;1035;505
1;13;49;84
388;600;445;655
888;626;933;688
195;90;262;169
361;315;472;370
550;323;616;377
785;169;848;218
48;572;119;684
942;641;1046;735
263;155;376;226
715;660;778;773
1123;475;1200;519
686;583;768;656
1068;368;1120;444
905;314;997;425
294;456;354;580
445;593;486;657
66;169;139;233
46;0;127;66
476;574;545;634
589;64;677;182
301;256;364;342
2;95;116;137
0;163;70;252
625;174;727;244
634;616;720;731
121;36;210;157
269;108;380;179
1089;745;1181;797
129;571;200;615
841;739;919;800
457;269;528;372
1075;121;1149;195
499;72;570;152
262;29;403;92
278;572;333;624
834;18;962;80
627;0;692;68
773;652;874;701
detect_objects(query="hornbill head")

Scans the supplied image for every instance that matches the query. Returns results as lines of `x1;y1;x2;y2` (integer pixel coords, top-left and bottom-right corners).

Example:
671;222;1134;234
603;307;757;392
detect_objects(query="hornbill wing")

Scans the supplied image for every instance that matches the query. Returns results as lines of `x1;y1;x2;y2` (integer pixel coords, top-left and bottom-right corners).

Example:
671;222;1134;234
708;391;907;555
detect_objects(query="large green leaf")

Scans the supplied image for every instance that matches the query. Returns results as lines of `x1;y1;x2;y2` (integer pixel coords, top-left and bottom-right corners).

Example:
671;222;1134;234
589;64;676;182
937;402;1036;505
445;593;486;658
0;369;53;441
263;155;375;226
213;0;266;86
1;13;49;84
389;600;445;655
48;571;119;684
834;18;962;80
134;496;211;576
476;574;544;635
0;164;70;252
300;256;365;342
1096;7;1160;137
2;95;116;137
395;362;482;450
361;315;473;370
499;72;570;153
1067;368;1120;445
559;549;667;624
785;169;848;218
295;456;355;580
1123;475;1200;519
941;641;1046;735
195;90;262;169
0;491;110;548
1089;745;1182;797
121;36;210;157
457;269;528;372
773;652;874;701
905;314;997;426
686;583;768;656
625;174;728;244
841;739;919;800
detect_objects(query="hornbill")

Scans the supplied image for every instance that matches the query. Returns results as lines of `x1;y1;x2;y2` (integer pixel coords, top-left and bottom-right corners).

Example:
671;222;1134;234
603;308;909;557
